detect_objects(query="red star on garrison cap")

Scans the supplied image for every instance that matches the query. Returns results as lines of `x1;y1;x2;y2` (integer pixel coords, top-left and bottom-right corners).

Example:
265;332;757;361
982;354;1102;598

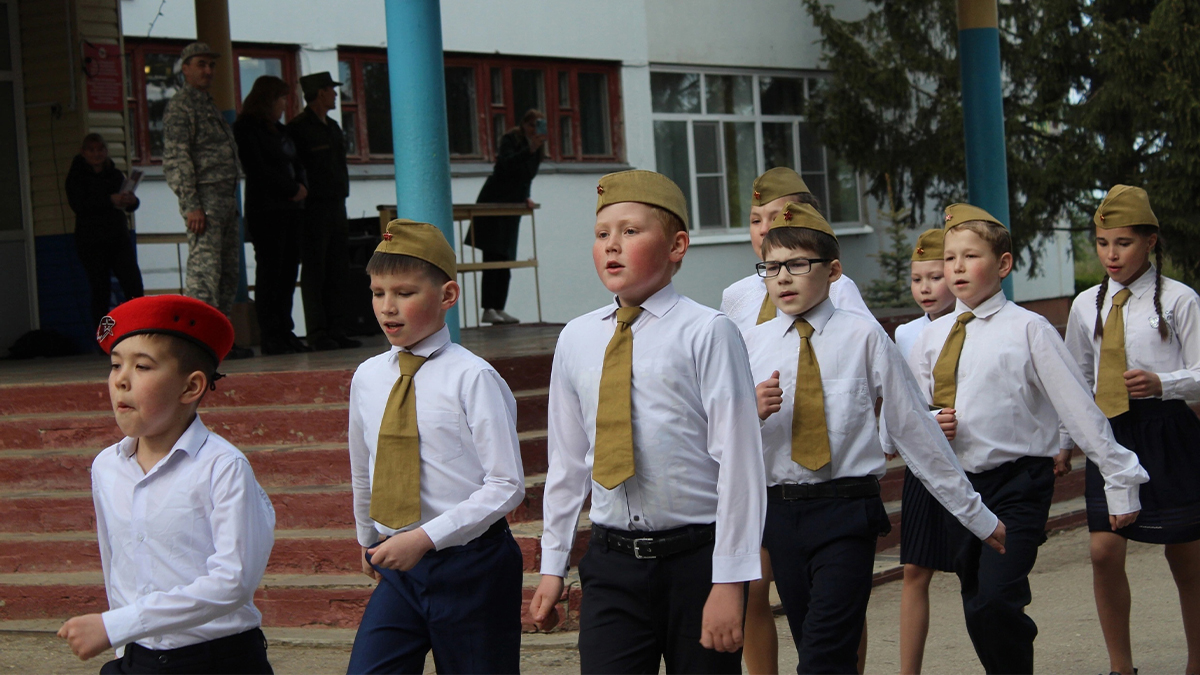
753;190;761;200
382;232;393;241
596;185;604;195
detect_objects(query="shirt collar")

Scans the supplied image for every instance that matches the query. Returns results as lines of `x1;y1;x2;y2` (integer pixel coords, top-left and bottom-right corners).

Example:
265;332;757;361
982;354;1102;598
602;282;680;321
956;288;1007;320
1111;264;1157;300
117;413;210;459
785;297;835;336
388;323;451;362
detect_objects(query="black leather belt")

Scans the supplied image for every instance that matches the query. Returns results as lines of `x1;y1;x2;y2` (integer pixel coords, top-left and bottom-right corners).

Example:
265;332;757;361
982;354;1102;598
768;476;880;500
592;523;715;560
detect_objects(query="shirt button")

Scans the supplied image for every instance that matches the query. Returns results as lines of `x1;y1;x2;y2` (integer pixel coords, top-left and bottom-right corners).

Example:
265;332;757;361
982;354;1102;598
632;516;640;522
137;534;145;542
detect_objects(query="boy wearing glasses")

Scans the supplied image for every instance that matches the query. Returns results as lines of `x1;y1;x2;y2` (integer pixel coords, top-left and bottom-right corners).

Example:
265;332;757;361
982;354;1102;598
743;202;1006;673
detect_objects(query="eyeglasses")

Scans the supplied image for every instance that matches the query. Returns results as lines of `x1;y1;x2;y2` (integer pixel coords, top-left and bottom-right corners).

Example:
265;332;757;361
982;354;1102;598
755;258;833;278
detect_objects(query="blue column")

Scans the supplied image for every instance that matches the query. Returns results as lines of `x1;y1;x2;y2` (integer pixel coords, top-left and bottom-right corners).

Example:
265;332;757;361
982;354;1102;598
384;0;459;342
958;0;1013;298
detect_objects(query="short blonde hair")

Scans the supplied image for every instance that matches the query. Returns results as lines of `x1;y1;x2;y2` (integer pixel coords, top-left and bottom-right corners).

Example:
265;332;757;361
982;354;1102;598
947;220;1011;258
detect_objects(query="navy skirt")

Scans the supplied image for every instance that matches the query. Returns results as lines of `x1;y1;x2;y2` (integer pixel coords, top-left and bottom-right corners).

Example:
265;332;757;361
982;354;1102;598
899;466;956;572
1086;398;1200;544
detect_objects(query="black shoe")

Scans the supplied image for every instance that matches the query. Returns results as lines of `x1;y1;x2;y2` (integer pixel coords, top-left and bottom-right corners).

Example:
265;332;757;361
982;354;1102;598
260;338;295;356
309;334;341;351
332;334;362;349
286;334;313;353
227;344;255;359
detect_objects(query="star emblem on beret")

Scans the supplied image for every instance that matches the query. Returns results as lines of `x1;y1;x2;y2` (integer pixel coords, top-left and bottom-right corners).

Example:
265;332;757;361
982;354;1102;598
596;185;604;195
382;232;393;241
96;316;116;342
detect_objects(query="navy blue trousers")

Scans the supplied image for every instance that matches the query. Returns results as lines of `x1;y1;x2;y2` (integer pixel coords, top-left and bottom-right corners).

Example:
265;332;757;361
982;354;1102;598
346;527;523;675
763;494;890;674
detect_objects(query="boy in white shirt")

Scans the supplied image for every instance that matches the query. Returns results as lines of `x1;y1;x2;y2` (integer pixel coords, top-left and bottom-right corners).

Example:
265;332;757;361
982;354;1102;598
528;170;766;673
59;295;276;674
346;219;526;674
745;202;1004;673
908;203;1149;674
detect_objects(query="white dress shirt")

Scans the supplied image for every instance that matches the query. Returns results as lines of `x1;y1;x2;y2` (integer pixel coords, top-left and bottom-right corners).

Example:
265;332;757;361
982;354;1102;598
540;283;766;583
1064;267;1200;405
721;273;875;334
348;325;525;549
908;290;1148;515
745;299;998;539
92;414;276;654
894;314;932;360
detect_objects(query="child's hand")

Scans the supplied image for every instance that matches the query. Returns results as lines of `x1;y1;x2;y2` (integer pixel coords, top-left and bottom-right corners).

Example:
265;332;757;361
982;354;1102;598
529;575;564;631
1124;370;1163;398
57;614;110;661
1054;447;1073;477
367;528;435;572
756;371;783;421
936;408;957;441
983;520;1007;554
1111;510;1140;530
700;582;744;652
360;546;380;581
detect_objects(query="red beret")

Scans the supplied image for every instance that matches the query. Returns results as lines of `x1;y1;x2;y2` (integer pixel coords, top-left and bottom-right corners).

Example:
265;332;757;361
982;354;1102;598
96;295;235;364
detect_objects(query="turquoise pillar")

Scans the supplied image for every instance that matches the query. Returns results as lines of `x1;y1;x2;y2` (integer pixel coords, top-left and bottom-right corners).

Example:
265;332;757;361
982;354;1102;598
957;0;1013;298
384;0;459;342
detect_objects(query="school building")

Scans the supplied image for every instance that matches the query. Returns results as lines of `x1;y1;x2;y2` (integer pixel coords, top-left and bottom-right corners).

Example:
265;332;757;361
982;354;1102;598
2;0;1074;353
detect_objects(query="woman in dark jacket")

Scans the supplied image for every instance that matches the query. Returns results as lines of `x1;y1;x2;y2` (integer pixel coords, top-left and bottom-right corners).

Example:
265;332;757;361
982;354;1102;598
65;133;144;330
233;75;309;355
470;109;545;325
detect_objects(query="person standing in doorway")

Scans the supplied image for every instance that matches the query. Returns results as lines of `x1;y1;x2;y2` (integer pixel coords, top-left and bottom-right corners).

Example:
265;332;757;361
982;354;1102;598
469;109;545;325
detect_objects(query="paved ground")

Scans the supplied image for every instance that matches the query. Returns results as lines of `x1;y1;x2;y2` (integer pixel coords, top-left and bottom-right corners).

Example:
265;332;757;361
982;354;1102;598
2;526;1190;674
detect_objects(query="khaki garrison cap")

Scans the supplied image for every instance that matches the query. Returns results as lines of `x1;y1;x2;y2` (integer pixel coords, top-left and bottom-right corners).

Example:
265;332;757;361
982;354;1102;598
375;219;457;279
595;170;689;229
770;201;837;239
912;228;945;262
180;42;220;64
752;167;811;206
943;203;1004;231
1094;185;1158;229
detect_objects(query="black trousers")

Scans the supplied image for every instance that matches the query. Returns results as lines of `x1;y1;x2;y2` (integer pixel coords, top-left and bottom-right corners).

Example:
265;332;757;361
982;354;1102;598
98;628;272;674
950;456;1055;675
577;525;742;674
246;210;301;342
763;494;889;674
75;226;144;329
300;199;351;339
471;214;520;311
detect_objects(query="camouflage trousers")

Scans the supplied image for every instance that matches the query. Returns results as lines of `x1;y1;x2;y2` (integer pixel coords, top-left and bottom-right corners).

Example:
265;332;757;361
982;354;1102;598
185;181;240;315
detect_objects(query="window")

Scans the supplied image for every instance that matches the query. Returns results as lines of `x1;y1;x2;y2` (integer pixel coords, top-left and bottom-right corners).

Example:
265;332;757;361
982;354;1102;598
650;69;862;231
337;51;623;163
125;40;298;163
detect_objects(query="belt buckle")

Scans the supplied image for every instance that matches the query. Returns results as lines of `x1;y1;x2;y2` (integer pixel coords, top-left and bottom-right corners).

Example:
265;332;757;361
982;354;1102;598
632;537;655;559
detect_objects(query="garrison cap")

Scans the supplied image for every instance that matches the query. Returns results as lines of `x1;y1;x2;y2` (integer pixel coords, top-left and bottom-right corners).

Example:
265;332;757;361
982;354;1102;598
180;42;220;64
770;201;837;239
1094;185;1158;229
300;71;342;97
375;219;457;279
595;170;689;229
943;203;1004;231
96;295;235;364
912;228;945;262
752;167;811;206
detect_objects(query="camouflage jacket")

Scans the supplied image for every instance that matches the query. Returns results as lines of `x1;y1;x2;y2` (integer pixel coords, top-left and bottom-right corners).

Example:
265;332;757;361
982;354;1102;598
162;83;241;215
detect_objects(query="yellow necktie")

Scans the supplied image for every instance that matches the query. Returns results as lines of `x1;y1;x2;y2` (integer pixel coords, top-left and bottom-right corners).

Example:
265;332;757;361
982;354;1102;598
370;352;428;529
1096;288;1133;418
757;292;776;325
593;306;643;490
931;312;976;410
792;319;831;470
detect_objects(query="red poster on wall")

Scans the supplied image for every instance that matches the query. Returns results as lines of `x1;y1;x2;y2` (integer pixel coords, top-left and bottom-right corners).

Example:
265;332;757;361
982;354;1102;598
83;42;123;112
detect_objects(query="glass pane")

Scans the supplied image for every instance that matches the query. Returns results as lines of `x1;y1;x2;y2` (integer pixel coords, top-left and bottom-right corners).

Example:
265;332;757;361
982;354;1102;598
512;68;545;118
338;61;354;103
762;122;794;170
705;75;753;116
693;122;720;175
145;51;182;158
650;72;699;113
696;176;725;229
653;121;692;226
0;7;10;71
559;116;574;156
803;173;828;212
491;67;503;106
558;71;570;108
362;61;393;155
759;76;804;115
578;72;609;155
0;82;20;231
128;101;140;162
827;152;860;223
444;66;478;155
237;56;283;108
341;110;358;155
798;122;825;172
723;122;756;229
493;113;507;151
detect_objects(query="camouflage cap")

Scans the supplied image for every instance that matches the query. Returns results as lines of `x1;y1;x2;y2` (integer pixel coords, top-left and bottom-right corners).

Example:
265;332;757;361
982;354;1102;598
300;72;343;97
912;228;945;262
1094;185;1158;230
770;201;837;239
375;219;457;279
943;203;1004;231
180;42;220;64
595;170;689;229
752;167;811;206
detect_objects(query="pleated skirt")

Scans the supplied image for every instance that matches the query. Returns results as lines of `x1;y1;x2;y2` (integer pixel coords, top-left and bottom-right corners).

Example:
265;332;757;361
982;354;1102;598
899;466;956;572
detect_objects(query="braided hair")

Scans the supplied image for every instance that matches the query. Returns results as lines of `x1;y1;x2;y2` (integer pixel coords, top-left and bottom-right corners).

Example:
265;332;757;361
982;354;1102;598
1093;224;1169;342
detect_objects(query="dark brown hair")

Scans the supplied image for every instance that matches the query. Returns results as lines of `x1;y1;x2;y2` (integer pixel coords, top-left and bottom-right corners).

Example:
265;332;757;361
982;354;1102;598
365;251;451;285
140;333;219;392
761;226;840;261
238;75;290;124
81;132;106;150
1093;224;1169;342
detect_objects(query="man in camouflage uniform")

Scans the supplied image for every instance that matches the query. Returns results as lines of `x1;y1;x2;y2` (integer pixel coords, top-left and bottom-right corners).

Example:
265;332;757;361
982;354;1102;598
162;42;250;357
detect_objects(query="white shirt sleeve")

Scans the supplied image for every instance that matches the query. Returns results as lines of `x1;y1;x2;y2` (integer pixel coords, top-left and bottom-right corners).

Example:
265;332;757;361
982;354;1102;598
831;275;875;324
1061;296;1098;451
539;337;594;577
348;373;380;548
1159;292;1200;402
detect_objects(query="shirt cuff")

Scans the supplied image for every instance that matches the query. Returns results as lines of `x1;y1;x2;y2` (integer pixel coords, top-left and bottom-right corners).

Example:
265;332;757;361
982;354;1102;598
1159;373;1184;401
1105;484;1142;516
540;548;571;577
963;509;1000;541
711;553;762;584
101;605;144;650
357;523;381;548
420;516;457;550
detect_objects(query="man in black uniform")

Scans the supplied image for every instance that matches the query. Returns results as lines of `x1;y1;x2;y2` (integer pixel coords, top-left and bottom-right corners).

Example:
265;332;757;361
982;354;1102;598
288;71;361;350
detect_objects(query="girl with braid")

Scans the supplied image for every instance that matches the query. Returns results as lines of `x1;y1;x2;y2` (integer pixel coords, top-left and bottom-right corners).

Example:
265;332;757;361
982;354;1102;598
1063;185;1200;675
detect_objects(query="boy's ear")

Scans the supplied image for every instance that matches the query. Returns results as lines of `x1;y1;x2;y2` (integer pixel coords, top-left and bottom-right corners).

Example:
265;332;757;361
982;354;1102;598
180;370;207;406
997;251;1014;279
440;279;461;310
828;259;843;283
668;229;689;263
